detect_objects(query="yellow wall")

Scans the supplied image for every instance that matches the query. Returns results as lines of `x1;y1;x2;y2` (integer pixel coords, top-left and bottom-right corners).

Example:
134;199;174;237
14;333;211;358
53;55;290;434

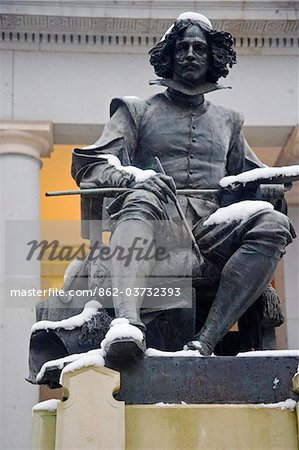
40;145;81;221
40;145;84;291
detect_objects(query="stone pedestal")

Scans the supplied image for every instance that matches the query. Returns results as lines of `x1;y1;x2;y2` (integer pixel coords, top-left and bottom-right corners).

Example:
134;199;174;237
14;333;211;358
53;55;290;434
293;371;299;394
32;405;57;450
0;121;53;449
55;367;125;450
32;358;299;450
126;404;298;450
107;355;299;405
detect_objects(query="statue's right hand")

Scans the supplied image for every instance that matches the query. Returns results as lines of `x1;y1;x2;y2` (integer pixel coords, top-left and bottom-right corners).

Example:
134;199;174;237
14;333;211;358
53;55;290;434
132;173;176;203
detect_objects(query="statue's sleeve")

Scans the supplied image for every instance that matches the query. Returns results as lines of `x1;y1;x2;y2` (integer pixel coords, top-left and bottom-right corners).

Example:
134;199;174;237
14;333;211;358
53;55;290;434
243;138;266;170
226;111;265;175
71;101;141;188
225;113;288;213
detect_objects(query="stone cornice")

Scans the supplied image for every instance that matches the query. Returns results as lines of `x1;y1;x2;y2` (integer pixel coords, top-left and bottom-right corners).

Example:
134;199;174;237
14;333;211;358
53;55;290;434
0;14;298;55
1;14;299;37
1;0;298;55
1;1;298;20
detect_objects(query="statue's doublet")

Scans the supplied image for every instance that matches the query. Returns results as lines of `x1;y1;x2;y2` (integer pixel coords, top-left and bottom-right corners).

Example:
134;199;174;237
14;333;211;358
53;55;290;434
72;89;264;228
106;90;247;189
73;89;262;187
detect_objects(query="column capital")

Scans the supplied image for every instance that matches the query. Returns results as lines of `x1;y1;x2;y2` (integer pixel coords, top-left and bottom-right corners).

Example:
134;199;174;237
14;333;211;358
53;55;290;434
0;121;53;160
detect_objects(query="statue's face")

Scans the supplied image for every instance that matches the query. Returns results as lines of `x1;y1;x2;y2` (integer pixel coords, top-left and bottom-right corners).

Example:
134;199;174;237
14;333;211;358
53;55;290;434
173;25;209;86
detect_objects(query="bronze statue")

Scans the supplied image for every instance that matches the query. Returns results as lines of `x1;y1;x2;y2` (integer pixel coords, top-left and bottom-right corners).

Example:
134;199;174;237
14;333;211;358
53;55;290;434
71;12;294;360
28;13;297;385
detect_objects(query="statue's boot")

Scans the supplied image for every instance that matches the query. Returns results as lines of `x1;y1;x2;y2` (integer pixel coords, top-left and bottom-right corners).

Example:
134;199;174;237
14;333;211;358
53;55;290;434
187;210;294;355
103;188;178;361
105;335;146;362
187;247;277;354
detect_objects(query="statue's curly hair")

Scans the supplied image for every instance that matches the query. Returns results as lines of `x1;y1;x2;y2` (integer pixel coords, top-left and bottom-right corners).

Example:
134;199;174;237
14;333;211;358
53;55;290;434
149;19;236;83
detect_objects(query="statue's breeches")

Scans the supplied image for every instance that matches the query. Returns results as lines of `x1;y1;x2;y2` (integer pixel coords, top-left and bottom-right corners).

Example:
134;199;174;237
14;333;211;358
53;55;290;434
107;189;294;267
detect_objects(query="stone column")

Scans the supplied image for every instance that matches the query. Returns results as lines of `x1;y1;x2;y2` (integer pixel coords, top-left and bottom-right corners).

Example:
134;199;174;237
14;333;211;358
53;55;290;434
0;121;53;449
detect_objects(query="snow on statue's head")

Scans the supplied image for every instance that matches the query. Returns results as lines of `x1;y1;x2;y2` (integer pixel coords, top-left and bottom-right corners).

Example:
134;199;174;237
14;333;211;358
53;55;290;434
149;11;236;84
161;12;213;41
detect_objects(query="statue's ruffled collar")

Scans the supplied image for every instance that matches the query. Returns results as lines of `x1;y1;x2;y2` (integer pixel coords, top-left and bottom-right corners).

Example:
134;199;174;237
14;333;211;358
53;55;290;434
149;78;230;97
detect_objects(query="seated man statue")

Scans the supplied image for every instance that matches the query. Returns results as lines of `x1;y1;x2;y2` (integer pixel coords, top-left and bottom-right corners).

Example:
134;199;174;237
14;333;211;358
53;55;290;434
71;12;295;360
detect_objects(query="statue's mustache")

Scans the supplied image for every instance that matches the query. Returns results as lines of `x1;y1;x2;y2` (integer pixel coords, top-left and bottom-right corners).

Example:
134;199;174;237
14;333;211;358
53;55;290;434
176;61;202;69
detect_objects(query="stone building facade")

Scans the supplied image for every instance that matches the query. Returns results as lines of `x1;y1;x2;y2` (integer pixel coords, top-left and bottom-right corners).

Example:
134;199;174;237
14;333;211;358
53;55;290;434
0;1;298;448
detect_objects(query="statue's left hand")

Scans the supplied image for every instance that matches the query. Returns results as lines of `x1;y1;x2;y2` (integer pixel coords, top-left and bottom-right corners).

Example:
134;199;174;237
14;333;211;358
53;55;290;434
132;173;176;203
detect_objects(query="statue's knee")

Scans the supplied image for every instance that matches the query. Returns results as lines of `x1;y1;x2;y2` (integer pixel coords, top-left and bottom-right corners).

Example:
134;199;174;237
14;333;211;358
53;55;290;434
273;210;291;229
118;189;165;221
263;209;290;230
254;209;294;246
124;189;159;204
124;189;163;209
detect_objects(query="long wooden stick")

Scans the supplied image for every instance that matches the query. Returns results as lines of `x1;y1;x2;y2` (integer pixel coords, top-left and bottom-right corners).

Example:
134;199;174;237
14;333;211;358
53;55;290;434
45;187;217;197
